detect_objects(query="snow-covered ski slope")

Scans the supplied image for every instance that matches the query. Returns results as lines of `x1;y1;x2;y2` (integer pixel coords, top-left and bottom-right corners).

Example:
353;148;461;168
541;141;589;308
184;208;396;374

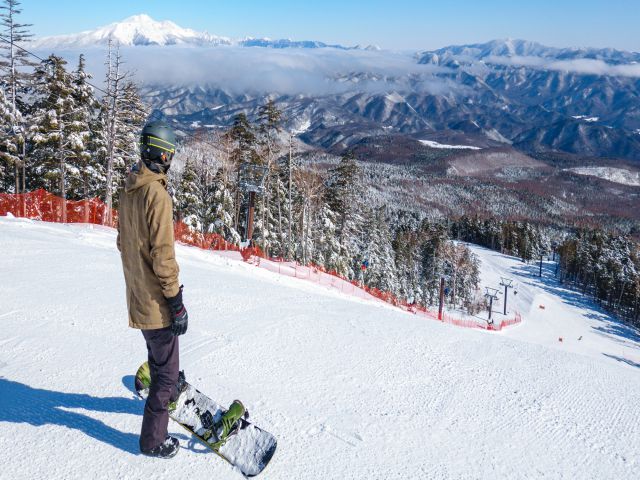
1;217;639;480
466;243;640;365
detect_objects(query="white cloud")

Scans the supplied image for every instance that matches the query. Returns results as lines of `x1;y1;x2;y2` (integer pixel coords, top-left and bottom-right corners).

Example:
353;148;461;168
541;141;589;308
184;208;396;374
485;55;640;77
46;46;457;96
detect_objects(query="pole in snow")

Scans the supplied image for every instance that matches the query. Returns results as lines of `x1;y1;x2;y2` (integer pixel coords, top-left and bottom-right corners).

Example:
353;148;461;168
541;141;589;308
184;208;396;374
246;191;256;245
499;277;514;316
438;277;445;321
539;255;543;277
239;163;268;245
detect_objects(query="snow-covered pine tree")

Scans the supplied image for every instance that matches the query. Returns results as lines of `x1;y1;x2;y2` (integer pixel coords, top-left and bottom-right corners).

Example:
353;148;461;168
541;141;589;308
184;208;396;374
67;54;104;200
226;113;260;240
28;55;76;201
259;159;294;258
312;202;342;271
393;228;424;305
442;242;480;309
110;80;147;206
292;165;324;265
255;100;288;257
175;157;203;230
325;151;365;278
482;218;502;252
0;0;34;192
419;222;450;305
228;113;259;166
558;229;640;325
0;83;20;191
360;206;398;292
206;166;241;244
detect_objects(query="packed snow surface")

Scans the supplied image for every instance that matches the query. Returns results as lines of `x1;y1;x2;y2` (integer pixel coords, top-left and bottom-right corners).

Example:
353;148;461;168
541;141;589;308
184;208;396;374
419;139;482;150
1;217;639;479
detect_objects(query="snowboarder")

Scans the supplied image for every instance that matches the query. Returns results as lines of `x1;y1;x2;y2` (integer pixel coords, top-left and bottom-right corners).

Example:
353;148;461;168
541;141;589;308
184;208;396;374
117;121;188;458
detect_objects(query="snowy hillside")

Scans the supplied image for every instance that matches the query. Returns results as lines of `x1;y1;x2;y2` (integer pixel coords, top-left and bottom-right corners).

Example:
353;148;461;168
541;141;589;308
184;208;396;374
1;217;639;479
564;166;640;187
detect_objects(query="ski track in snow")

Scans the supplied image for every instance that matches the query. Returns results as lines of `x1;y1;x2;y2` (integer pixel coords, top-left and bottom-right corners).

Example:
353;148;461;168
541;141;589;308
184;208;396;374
0;217;639;479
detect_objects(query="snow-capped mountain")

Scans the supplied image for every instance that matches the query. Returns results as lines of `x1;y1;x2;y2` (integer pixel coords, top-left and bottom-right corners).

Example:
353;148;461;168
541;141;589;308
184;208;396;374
29;14;234;48
29;14;354;49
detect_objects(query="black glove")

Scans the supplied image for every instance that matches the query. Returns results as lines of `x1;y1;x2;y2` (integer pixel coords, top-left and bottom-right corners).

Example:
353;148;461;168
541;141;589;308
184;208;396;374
166;285;188;336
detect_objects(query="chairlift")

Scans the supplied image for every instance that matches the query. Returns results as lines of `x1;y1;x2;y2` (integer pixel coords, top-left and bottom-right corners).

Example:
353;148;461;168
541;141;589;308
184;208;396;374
239;163;268;194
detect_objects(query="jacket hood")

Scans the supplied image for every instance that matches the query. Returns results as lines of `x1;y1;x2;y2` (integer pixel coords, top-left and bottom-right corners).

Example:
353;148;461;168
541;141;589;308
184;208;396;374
124;161;167;193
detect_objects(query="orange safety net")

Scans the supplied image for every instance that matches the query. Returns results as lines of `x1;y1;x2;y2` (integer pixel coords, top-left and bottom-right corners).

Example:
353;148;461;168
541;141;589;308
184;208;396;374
0;189;118;227
0;189;522;331
174;221;241;252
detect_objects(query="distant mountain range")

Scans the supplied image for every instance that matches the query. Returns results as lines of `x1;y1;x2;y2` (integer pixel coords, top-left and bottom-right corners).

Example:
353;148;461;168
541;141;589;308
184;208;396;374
29;14;376;50
418;38;640;65
30;15;640;161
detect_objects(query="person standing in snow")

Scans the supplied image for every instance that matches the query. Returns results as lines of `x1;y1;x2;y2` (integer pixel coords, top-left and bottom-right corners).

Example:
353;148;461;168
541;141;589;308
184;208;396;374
117;121;188;459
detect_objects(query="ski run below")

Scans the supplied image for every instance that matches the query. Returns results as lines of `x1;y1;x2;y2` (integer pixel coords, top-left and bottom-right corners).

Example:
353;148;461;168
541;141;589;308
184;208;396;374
419;139;482;150
0;217;639;480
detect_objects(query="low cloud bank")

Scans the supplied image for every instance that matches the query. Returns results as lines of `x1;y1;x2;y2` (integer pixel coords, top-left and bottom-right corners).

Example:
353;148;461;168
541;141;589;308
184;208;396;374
32;45;640;100
41;46;454;96
485;55;640;77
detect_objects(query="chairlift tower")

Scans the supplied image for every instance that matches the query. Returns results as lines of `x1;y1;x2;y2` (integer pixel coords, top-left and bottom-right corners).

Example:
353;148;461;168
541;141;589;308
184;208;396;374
499;277;514;316
484;287;500;323
238;162;268;245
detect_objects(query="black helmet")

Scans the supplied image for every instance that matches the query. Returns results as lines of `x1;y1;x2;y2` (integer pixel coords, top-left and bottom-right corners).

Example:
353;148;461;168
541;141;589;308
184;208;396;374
139;121;176;172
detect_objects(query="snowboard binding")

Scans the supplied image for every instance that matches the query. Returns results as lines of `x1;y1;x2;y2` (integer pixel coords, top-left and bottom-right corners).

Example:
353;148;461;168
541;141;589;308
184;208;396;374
201;399;249;450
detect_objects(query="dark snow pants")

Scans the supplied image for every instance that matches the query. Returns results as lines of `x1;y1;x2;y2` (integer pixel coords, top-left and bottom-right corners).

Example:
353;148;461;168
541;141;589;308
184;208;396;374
139;326;179;452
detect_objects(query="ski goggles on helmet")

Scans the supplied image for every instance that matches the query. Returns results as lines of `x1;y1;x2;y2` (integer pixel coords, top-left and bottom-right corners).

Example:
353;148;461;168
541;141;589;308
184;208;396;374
140;134;176;163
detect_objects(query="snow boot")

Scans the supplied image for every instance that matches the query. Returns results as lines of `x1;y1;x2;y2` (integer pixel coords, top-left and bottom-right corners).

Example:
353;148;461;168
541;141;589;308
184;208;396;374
141;435;180;459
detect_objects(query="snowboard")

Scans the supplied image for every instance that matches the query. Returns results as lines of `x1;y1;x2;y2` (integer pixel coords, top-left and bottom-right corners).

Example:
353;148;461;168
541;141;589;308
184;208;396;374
135;361;277;477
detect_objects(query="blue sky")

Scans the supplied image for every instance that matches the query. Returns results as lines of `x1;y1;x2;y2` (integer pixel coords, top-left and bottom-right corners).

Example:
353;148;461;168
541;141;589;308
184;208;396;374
22;0;640;51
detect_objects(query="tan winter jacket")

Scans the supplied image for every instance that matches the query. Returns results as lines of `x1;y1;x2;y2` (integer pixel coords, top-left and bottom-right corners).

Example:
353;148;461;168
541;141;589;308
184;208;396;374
117;162;180;330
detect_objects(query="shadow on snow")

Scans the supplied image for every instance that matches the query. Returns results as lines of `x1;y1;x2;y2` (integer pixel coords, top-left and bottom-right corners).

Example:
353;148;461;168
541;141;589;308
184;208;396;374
0;375;214;455
0;377;142;454
602;353;640;369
